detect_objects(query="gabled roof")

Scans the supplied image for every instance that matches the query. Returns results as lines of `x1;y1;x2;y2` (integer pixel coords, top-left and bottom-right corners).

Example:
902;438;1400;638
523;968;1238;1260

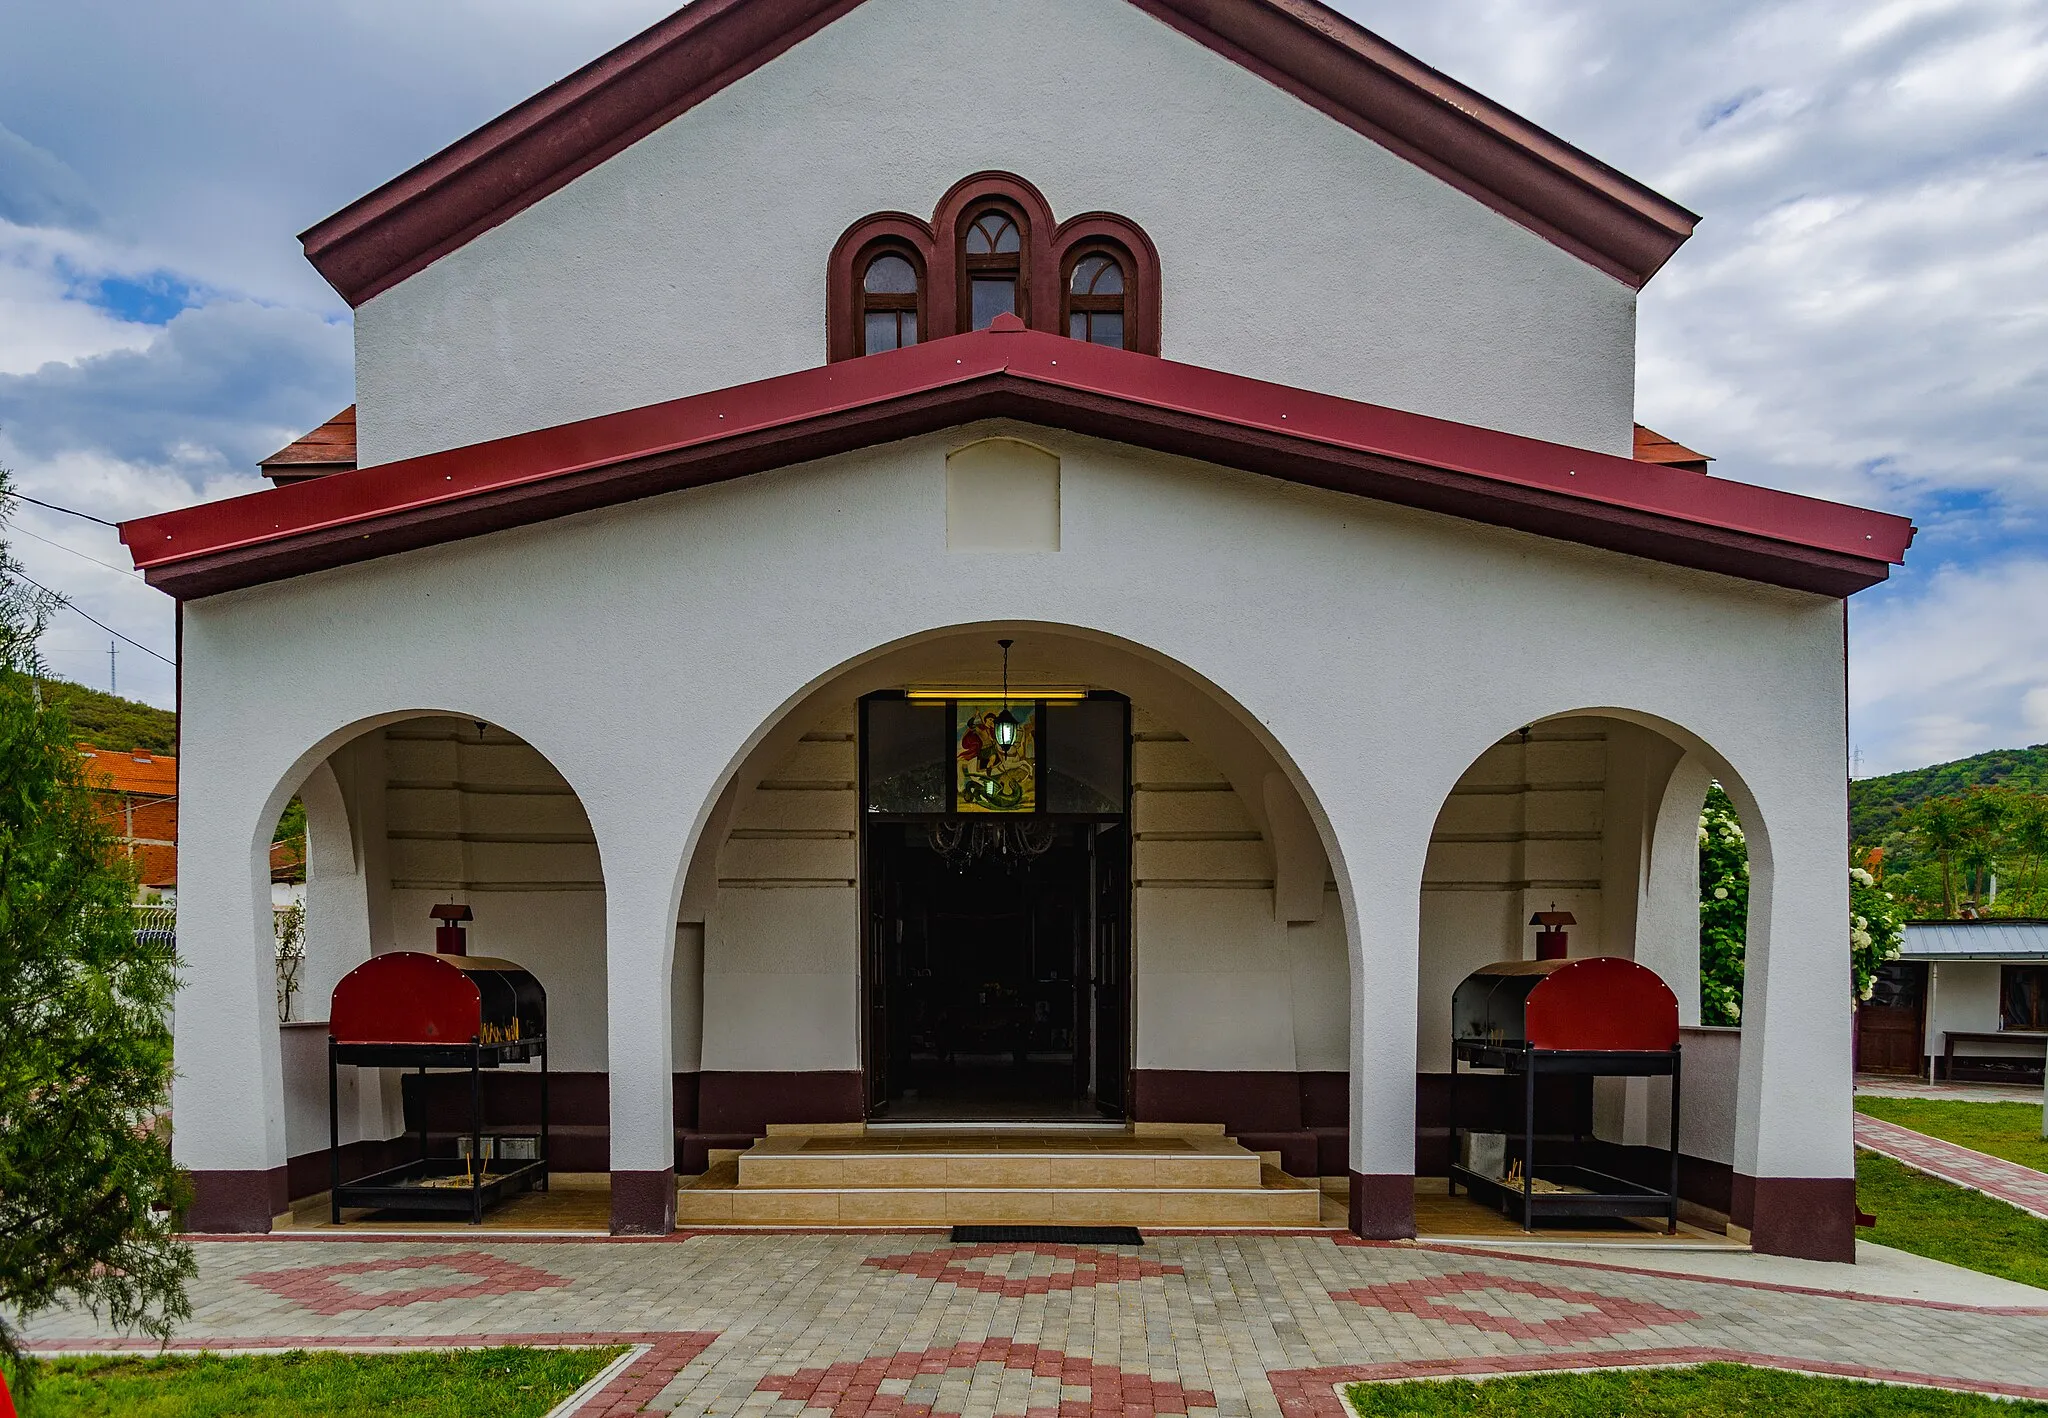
261;406;358;485
256;409;1720;488
121;321;1912;601
299;0;1698;306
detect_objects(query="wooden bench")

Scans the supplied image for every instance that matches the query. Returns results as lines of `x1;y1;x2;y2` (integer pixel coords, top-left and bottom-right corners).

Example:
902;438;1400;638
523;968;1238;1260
1942;1030;2048;1084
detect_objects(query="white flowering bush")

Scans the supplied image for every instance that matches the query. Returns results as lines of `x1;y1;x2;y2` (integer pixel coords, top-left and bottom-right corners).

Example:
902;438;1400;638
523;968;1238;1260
1850;865;1907;1002
1698;785;1748;1026
1700;786;1910;1023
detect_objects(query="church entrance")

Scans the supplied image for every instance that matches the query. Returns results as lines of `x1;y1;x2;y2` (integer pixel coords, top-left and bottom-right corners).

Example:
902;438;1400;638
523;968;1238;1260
859;689;1130;1121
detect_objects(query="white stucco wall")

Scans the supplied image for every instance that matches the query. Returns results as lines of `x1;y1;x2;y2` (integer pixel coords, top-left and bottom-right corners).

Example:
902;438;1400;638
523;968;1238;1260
172;417;1849;1190
1928;961;2007;1059
352;0;1636;469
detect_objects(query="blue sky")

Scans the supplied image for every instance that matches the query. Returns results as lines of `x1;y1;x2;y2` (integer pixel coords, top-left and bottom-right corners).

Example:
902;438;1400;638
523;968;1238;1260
0;0;2043;775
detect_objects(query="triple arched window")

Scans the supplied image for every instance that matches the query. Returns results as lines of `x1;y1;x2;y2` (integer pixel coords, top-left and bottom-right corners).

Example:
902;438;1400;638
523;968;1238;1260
829;173;1158;363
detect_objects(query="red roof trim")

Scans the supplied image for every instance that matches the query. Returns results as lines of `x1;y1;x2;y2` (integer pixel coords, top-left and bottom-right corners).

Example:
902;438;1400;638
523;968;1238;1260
300;0;1696;307
123;326;1910;601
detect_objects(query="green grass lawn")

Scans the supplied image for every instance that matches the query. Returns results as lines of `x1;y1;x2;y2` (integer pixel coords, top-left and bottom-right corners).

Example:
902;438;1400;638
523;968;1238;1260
1344;1362;2048;1416
4;1346;623;1417
1856;1150;2048;1289
1856;1096;2048;1174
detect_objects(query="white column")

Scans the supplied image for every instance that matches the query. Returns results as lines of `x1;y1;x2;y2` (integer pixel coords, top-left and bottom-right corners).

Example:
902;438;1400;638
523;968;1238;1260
600;834;679;1234
171;766;289;1232
1341;824;1427;1238
1638;754;1713;1026
1730;772;1857;1260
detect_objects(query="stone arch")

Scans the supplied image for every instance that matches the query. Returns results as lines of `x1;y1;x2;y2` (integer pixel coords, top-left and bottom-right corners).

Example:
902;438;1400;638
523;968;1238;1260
1411;701;1788;1242
223;708;608;1229
656;620;1360;1191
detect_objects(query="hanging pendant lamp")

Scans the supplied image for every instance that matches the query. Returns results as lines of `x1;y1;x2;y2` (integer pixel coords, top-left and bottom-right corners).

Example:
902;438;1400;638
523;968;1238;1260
993;638;1020;748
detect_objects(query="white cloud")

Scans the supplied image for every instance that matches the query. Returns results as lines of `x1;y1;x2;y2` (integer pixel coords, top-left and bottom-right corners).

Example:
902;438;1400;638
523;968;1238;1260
0;222;156;373
1850;555;2048;773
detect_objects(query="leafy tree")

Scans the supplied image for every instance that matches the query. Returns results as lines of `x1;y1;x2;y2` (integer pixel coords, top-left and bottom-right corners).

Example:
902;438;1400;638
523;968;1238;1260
1908;795;1969;917
2010;796;2048;911
0;471;193;1389
1698;784;1748;1026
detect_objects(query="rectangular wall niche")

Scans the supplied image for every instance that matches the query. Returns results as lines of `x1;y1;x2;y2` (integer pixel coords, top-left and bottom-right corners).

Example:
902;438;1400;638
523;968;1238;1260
946;438;1060;552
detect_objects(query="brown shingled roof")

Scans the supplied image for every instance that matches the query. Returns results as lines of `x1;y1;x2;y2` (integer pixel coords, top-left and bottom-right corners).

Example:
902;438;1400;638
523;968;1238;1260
1633;423;1712;474
260;406;357;485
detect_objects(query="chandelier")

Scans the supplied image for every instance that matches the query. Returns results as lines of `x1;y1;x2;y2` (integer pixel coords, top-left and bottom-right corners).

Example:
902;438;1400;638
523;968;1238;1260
927;818;1058;870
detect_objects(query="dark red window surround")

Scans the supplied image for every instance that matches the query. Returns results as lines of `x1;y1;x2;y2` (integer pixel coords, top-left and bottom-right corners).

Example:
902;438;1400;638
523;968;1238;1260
828;172;1160;363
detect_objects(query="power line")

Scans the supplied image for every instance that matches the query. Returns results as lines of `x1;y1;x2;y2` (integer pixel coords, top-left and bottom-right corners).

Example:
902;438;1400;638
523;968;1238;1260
7;491;121;528
7;520;144;578
11;568;175;668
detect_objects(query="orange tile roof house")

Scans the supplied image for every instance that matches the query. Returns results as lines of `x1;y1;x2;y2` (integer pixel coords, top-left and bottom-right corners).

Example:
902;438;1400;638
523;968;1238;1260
79;745;178;894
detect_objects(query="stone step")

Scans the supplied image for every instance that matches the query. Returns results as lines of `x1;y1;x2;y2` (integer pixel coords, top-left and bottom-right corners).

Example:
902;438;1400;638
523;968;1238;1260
735;1136;1264;1191
676;1168;1323;1228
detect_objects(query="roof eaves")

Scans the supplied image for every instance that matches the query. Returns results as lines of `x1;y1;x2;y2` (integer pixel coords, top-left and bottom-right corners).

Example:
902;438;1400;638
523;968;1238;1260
120;328;1912;602
299;0;1695;306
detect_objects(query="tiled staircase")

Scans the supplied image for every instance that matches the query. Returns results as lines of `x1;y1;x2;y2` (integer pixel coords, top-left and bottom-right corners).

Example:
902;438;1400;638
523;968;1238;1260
675;1123;1325;1227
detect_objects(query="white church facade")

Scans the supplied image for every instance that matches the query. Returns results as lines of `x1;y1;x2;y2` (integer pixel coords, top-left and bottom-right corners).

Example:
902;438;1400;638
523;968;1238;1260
124;0;1913;1258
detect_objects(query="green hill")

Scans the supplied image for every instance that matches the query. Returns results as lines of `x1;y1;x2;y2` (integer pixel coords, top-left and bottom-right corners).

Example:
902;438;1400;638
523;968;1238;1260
40;679;177;755
1851;744;2048;846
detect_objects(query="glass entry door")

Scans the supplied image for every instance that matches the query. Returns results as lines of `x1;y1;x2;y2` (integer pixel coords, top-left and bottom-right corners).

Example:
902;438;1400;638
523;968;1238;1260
858;692;1130;1121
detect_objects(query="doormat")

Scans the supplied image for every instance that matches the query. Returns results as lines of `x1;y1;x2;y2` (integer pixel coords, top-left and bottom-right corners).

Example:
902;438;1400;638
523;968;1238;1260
950;1225;1144;1245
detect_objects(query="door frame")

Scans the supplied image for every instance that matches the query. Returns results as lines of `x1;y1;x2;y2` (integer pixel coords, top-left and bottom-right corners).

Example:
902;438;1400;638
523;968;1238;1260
856;690;1132;1120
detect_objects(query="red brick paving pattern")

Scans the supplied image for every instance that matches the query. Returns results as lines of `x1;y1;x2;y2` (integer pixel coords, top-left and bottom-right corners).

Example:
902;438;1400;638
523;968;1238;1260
240;1252;566;1314
755;1339;1216;1418
579;1332;720;1417
1330;1270;1699;1343
863;1244;1181;1295
1856;1112;2048;1220
25;1231;2048;1410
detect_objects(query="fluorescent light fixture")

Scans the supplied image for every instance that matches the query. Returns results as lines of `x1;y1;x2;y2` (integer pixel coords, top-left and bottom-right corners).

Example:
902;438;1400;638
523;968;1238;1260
905;686;1090;701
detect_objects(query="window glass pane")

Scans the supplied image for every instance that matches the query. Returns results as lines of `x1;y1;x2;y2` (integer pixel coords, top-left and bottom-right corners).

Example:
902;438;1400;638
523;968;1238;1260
1046;700;1126;814
957;701;1037;812
865;311;901;354
865;698;946;813
972;278;1017;329
864;254;917;294
2004;966;2048;1031
1073;254;1122;295
1070;313;1087;340
966;220;994;255
1089;313;1124;349
900;312;918;347
993;219;1021;254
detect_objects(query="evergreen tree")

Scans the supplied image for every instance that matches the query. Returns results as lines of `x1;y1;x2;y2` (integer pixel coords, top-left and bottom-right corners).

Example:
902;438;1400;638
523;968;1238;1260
0;471;193;1388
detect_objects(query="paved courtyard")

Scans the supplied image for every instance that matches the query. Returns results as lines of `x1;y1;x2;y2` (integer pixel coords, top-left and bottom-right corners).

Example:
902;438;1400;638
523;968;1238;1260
21;1232;2048;1412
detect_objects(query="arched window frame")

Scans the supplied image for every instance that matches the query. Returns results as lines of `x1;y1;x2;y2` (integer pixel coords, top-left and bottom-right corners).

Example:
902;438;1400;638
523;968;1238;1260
1061;242;1134;350
828;175;1160;361
956;201;1030;333
855;241;926;356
